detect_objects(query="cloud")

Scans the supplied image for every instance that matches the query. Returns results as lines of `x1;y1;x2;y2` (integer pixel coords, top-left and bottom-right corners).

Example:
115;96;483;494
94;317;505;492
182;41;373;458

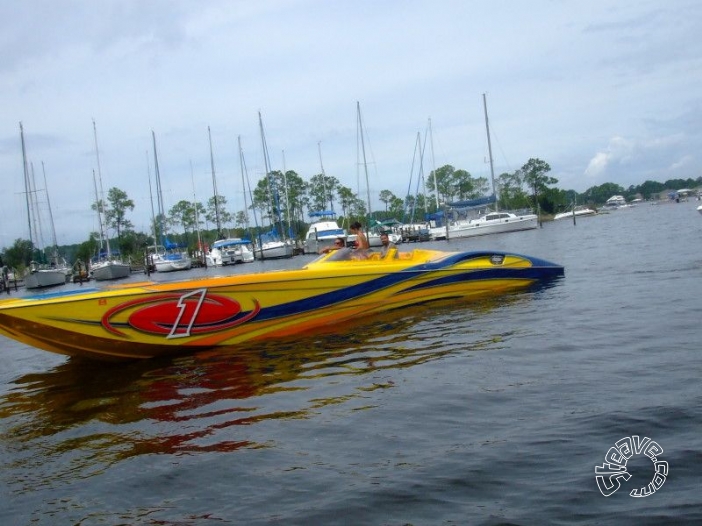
584;136;635;178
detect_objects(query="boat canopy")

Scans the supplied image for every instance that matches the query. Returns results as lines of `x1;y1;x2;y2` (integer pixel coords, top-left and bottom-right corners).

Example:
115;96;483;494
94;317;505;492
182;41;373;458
309;210;336;218
446;195;497;209
212;239;252;248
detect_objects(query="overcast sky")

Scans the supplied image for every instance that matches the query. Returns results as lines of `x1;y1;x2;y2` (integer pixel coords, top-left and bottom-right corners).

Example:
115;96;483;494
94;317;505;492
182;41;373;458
2;0;700;246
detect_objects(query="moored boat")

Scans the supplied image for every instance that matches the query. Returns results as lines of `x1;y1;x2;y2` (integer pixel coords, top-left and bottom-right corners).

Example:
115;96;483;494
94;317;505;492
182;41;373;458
303;212;347;254
0;247;564;361
554;205;597;220
430;210;538;240
207;239;255;266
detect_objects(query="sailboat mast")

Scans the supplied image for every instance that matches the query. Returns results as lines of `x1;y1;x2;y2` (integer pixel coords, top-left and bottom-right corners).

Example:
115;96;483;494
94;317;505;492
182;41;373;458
41;161;58;250
208;126;222;235
482;93;498;211
189;160;202;254
428;118;440;210
238;136;260;230
146;150;157;241
258;111;285;240
19;123;34;247
317;141;331;212
356;101;372;218
93;120;111;254
91;169;105;248
151;131;166;243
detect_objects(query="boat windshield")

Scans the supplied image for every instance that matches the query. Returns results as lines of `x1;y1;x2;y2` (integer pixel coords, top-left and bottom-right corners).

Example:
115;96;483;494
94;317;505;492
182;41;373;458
326;247;355;261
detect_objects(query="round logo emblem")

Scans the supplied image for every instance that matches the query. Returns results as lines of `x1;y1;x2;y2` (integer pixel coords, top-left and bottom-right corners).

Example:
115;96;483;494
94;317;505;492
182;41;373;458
595;435;668;497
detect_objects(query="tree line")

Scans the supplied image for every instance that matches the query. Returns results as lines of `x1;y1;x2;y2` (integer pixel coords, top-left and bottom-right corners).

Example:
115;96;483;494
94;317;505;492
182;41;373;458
2;156;700;270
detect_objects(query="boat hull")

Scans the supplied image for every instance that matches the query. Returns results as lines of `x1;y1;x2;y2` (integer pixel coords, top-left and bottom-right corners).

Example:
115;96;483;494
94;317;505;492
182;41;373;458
554;208;597;220
24;269;67;289
0;249;563;361
91;261;131;281
431;214;538;240
255;241;294;259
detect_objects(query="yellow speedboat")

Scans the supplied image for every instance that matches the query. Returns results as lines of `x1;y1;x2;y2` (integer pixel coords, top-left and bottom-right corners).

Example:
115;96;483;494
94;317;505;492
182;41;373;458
0;248;564;361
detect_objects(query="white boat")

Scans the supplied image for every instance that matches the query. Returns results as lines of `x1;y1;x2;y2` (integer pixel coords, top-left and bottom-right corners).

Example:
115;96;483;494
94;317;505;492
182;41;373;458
19;124;69;289
147;245;193;272
207;239;255;266
697;205;702;215
25;260;68;289
303;212;347;254
256;112;295;260
90;256;131;281
554;205;597;220
430;210;538;240
429;95;538;241
254;238;295;260
603;195;632;210
90;120;131;282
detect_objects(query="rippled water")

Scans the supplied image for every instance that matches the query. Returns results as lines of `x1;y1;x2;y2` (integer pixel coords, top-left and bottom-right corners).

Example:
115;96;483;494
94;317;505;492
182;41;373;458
1;201;701;525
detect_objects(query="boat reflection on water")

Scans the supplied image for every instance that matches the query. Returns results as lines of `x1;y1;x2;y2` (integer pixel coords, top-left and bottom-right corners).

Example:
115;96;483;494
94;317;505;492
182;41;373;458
0;285;554;488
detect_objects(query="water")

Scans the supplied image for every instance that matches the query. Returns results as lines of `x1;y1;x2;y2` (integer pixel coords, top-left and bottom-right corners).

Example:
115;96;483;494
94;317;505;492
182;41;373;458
1;202;701;525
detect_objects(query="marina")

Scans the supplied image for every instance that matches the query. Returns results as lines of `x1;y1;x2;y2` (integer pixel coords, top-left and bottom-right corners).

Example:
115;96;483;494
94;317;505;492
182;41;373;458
1;201;700;524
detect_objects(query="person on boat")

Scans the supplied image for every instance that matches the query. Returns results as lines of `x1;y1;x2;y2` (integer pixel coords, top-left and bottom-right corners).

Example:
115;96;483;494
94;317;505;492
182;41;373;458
320;237;346;254
350;221;370;250
379;232;397;258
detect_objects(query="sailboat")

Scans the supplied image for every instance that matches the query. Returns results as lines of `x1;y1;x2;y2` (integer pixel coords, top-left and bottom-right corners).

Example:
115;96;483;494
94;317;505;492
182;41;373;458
205;128;255;267
146;131;192;272
89;120;131;281
254;112;294;260
19;124;69;289
429;94;538;240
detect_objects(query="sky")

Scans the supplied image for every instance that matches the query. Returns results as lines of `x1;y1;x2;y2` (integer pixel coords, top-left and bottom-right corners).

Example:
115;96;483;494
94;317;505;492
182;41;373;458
1;0;701;247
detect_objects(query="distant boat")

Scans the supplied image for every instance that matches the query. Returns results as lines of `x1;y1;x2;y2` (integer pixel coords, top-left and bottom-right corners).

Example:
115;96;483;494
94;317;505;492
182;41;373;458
303;211;347;254
255;112;294;259
429;95;537;241
146;130;192;273
90;120;131;281
19;123;69;290
554;205;597;221
430;209;538;240
147;244;193;272
603;195;632;210
207;238;255;266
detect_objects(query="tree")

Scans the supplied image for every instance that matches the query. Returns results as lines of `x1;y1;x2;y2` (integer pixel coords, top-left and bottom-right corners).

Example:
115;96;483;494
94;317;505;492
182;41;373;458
308;173;339;212
426;165;457;203
496;171;530;210
2;238;34;268
104;187;134;240
379;189;395;212
519;158;557;213
206;195;231;235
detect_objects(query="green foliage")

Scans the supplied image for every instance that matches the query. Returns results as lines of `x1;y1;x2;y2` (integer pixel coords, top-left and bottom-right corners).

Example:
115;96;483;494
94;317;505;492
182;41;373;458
2;238;34;268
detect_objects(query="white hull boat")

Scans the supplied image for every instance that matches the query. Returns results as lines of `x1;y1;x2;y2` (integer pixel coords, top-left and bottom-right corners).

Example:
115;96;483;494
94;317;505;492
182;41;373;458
24;264;67;289
207;239;255;266
91;259;131;281
303;220;347;254
255;240;294;260
430;212;538;240
554;206;597;220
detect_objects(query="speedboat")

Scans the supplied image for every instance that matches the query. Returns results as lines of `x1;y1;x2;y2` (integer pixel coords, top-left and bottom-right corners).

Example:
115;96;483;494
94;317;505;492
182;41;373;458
207;239;255;266
0;247;564;361
554;206;597;221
